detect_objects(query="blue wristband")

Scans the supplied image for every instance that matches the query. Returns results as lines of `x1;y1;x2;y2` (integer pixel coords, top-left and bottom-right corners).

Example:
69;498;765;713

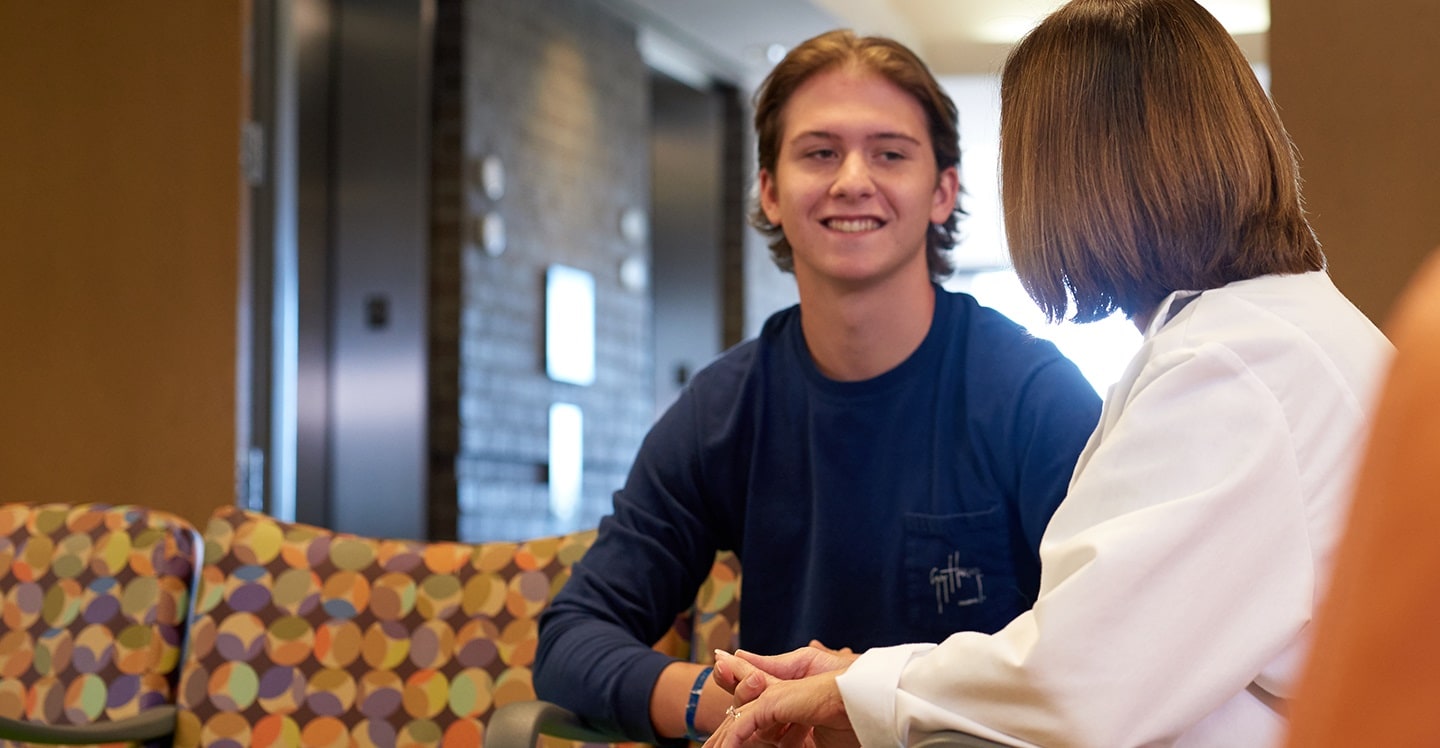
685;665;714;742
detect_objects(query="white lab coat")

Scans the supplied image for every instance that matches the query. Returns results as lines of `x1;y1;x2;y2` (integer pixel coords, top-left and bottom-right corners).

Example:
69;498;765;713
838;271;1393;747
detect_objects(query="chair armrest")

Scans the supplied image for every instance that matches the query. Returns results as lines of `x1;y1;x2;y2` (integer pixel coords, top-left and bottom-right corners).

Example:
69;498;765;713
911;729;1014;748
486;700;622;747
0;705;177;744
481;703;1012;748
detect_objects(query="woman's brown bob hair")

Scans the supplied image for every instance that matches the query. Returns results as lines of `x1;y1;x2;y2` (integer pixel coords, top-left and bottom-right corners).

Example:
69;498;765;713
1001;0;1324;323
749;29;965;282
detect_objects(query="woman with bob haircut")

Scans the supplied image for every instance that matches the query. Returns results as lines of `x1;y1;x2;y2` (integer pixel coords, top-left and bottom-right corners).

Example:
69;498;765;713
701;1;1395;746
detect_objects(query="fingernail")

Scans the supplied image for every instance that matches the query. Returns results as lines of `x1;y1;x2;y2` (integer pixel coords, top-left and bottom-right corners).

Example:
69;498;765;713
714;649;728;660
714;658;729;679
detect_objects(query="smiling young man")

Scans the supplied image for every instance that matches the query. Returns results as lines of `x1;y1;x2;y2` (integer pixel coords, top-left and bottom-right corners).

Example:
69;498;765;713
533;29;1102;746
761;62;957;382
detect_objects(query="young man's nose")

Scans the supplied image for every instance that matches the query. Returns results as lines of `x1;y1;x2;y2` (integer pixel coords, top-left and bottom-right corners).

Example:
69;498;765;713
829;152;876;199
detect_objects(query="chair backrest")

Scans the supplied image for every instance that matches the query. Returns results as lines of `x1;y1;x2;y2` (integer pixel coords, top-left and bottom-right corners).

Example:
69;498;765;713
175;507;742;748
653;551;741;669
484;545;740;748
0;502;199;745
174;507;605;747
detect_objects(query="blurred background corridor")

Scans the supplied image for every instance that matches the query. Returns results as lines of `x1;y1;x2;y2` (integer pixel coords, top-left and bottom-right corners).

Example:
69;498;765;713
3;0;1436;543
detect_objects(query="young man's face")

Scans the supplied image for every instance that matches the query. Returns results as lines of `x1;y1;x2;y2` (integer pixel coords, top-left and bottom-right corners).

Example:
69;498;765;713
760;66;958;292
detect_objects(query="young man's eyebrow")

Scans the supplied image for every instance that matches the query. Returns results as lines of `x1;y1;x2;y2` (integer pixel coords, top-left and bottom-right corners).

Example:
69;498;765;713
788;130;924;145
869;132;923;145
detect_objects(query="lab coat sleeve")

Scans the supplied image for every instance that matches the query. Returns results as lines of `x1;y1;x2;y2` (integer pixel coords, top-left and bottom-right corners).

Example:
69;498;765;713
838;342;1314;747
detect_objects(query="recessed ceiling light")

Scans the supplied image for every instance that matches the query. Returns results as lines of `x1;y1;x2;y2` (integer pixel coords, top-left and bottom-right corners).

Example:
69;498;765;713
973;0;1270;44
1201;0;1270;35
974;14;1045;45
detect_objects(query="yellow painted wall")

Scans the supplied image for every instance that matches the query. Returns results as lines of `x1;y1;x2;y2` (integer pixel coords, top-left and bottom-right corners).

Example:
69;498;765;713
0;2;248;528
1270;0;1440;326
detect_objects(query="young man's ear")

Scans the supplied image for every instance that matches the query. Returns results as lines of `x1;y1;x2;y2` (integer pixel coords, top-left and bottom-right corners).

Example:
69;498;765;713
758;169;782;227
930;166;959;225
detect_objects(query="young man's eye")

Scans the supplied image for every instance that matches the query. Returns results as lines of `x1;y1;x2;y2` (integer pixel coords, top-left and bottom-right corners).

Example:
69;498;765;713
805;149;837;160
879;150;906;161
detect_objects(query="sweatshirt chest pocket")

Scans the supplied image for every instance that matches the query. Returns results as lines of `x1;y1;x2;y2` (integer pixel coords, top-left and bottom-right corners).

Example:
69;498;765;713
903;507;1021;639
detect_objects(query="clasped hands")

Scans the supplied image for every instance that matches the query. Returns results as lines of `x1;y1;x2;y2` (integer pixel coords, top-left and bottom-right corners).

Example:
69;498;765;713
703;641;861;748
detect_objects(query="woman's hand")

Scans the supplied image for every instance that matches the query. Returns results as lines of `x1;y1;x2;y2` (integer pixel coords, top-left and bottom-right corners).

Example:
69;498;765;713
705;645;860;748
713;643;857;692
709;650;804;747
705;668;858;748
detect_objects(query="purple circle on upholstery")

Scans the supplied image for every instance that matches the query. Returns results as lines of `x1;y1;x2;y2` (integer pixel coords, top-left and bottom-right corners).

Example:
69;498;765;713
456;638;498;668
215;620;265;661
71;647;112;674
517;570;549;601
106;675;140;708
36;683;63;722
410;626;441;668
215;635;264;661
83;595;121;624
361;719;398;746
15;582;43;613
359;687;402;719
380;550;423;573
258;667;297;698
228;583;272;613
180;667;210;707
308;691;345;717
306;537;332;568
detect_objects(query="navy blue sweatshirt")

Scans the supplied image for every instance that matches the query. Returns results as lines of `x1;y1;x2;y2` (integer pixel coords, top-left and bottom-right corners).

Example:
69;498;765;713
534;287;1102;743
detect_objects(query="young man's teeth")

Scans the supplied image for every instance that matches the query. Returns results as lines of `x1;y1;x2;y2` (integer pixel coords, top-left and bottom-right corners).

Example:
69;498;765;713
827;218;879;233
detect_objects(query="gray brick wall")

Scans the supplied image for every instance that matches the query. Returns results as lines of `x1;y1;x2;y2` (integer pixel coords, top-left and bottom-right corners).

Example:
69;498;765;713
430;0;652;542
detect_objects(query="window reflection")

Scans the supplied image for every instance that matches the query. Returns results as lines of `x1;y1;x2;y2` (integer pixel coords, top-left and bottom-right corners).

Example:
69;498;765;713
949;270;1143;398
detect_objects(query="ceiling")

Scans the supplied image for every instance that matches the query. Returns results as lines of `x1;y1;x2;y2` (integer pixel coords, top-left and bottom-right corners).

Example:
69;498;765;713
598;0;1269;86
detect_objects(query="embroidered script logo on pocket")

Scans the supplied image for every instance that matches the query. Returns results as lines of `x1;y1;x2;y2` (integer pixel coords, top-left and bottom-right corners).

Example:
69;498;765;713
929;550;985;614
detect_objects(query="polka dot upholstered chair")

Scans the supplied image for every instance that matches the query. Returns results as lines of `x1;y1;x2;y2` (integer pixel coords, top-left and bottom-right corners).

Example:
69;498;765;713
649;552;741;672
487;550;741;748
0;502;201;747
176;507;712;748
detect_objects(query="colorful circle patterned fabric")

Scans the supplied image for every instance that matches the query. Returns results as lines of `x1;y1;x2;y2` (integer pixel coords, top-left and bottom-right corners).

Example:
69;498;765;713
175;508;740;748
0;502;198;746
691;552;740;666
653;552;741;672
